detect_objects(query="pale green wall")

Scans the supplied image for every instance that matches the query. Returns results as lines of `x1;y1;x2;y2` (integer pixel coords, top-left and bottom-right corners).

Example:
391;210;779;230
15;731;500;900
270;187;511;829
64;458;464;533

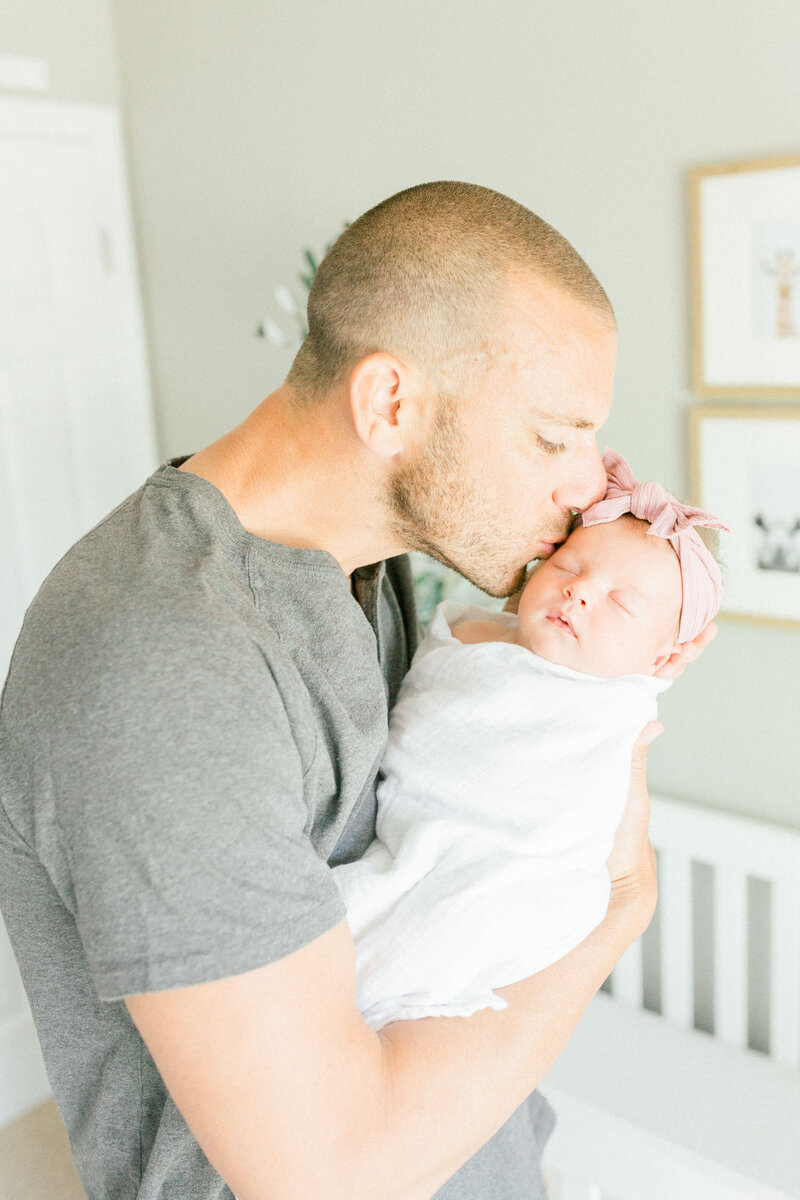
110;0;800;827
0;0;119;105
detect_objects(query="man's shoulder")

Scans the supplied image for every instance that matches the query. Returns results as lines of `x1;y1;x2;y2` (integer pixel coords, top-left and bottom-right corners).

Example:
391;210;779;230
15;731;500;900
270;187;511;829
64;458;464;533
3;483;280;718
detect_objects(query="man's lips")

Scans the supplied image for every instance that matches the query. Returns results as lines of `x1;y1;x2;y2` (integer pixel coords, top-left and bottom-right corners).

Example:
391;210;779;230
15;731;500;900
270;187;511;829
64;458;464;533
546;611;577;638
529;539;563;561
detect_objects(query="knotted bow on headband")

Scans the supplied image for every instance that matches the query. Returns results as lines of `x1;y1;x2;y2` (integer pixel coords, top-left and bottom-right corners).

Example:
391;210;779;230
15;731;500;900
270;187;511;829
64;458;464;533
579;449;731;643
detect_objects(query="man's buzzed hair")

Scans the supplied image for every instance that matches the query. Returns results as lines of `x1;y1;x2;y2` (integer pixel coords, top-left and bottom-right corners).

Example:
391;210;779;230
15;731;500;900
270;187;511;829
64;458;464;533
287;180;615;402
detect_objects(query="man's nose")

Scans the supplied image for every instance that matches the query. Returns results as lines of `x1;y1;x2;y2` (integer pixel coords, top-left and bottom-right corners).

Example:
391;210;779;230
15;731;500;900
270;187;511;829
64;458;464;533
553;442;607;515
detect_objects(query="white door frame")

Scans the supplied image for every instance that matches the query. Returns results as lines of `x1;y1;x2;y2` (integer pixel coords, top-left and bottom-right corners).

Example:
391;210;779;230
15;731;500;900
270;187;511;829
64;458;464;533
0;95;157;1130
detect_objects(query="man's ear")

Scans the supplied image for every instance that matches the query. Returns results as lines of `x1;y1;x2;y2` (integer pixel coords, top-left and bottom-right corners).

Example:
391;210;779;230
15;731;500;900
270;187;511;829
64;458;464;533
349;353;411;460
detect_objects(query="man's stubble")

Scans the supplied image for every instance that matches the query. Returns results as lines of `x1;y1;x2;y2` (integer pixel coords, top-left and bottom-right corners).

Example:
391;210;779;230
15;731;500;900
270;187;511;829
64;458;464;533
386;390;534;599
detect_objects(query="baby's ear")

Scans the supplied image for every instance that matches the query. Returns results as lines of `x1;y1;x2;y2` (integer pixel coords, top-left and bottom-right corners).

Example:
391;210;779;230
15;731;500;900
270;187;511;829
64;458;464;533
653;621;718;680
651;641;684;677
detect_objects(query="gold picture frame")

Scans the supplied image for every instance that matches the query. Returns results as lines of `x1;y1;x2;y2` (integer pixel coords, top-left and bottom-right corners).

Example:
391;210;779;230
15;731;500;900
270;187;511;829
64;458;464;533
689;405;800;629
689;153;800;399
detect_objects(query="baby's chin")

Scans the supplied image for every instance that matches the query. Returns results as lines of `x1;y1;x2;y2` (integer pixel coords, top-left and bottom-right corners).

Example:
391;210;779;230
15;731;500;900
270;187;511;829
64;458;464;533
518;630;586;672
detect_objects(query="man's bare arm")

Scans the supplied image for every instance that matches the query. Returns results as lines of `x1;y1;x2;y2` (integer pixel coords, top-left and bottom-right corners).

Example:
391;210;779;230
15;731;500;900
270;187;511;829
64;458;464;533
126;729;659;1200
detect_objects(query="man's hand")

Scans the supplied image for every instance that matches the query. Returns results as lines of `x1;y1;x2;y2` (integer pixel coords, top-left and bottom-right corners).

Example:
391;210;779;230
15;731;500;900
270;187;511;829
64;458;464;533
654;620;718;680
604;721;662;935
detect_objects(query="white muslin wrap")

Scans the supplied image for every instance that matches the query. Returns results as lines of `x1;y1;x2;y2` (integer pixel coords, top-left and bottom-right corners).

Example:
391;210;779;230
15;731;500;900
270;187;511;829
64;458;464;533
332;600;669;1030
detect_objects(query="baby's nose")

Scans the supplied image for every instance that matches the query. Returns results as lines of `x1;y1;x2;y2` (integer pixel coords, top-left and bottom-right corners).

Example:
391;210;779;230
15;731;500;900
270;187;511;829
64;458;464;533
563;579;589;605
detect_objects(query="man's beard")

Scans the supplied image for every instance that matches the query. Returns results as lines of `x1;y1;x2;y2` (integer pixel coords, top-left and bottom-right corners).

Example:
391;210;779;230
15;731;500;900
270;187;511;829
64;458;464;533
385;393;532;598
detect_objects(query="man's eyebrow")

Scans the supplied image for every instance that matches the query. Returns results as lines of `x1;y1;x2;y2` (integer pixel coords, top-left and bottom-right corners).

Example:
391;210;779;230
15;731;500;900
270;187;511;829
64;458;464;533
537;412;596;430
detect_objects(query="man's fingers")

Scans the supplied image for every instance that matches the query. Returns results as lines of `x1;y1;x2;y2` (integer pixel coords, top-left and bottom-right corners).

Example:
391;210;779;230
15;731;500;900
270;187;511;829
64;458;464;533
631;720;664;768
624;724;660;845
635;720;664;747
697;621;719;649
605;721;663;921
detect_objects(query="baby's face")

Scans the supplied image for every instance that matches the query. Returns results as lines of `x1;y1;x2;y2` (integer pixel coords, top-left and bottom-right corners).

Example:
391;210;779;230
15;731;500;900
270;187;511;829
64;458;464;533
515;518;683;677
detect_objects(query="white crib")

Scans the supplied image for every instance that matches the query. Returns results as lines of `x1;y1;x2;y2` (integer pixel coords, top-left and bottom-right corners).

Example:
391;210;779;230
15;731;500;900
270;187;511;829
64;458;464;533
541;793;800;1200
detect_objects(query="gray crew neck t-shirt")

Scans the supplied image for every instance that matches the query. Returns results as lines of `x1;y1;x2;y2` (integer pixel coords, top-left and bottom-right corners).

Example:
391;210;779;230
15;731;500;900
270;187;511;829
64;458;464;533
0;458;554;1199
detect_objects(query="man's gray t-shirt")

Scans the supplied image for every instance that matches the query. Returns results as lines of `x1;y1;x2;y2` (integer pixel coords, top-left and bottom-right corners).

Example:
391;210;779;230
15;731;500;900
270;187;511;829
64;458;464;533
0;458;554;1199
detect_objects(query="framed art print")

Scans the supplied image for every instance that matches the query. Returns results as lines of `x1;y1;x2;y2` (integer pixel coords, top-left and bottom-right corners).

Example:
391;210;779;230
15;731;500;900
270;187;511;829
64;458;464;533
690;154;800;399
690;405;800;627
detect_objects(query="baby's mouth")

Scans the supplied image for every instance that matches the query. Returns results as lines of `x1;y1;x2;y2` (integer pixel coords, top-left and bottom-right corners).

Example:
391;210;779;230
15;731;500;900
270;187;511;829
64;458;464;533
547;611;577;638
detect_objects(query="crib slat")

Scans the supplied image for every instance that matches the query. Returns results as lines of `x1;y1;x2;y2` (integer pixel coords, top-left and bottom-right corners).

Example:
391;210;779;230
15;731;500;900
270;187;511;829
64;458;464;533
658;846;693;1029
770;880;800;1067
713;864;749;1048
610;937;643;1009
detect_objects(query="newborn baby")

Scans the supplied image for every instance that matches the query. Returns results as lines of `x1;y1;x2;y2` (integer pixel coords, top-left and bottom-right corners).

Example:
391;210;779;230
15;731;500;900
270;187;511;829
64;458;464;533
332;451;729;1031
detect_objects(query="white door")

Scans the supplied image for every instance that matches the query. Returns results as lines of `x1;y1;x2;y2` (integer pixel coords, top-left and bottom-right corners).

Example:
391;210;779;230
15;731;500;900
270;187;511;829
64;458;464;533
0;97;158;1128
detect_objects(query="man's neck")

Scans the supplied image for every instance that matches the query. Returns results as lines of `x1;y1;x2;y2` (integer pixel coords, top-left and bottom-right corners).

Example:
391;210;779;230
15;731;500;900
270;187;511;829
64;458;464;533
177;384;409;575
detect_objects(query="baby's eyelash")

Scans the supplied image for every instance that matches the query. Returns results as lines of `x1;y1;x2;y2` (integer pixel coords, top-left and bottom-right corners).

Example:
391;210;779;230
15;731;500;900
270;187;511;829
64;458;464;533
537;435;567;456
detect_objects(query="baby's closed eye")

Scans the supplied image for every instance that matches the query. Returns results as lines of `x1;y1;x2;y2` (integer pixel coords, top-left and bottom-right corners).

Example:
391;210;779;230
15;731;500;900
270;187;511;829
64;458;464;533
610;592;637;615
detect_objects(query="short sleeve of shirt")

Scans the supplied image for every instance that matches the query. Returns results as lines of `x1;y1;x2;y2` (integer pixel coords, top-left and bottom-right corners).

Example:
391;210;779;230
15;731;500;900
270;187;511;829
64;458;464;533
43;614;345;1000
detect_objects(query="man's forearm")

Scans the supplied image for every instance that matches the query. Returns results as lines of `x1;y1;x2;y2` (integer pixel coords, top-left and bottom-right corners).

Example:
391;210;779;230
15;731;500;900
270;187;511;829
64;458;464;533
354;894;645;1200
127;861;654;1200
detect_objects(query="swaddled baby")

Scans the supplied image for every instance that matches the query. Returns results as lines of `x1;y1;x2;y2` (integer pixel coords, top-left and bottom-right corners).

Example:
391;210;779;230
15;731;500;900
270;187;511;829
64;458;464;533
332;450;729;1031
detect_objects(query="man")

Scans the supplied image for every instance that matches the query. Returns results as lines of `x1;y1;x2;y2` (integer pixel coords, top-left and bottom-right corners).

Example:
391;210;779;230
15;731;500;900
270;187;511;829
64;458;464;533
0;182;706;1199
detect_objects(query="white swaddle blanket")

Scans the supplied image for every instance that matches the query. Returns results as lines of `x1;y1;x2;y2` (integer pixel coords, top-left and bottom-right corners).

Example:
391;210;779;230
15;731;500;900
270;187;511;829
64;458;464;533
332;600;669;1031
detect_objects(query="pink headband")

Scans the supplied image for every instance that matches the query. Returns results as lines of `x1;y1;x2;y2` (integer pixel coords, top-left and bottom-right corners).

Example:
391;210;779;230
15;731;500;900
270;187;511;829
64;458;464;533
579;449;730;643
